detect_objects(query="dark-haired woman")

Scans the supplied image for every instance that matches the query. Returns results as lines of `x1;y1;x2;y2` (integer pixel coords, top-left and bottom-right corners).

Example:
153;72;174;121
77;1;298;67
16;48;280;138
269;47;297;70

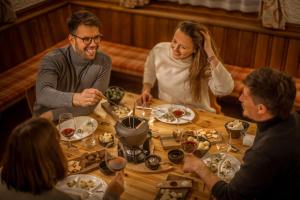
0;118;123;200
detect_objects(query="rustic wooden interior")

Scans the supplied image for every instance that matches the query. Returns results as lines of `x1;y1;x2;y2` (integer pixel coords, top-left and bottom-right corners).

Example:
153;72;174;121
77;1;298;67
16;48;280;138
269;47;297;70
1;0;300;156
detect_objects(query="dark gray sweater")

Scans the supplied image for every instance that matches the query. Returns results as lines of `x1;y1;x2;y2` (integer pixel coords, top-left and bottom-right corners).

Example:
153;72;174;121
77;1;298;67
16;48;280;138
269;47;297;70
212;112;300;200
34;45;111;121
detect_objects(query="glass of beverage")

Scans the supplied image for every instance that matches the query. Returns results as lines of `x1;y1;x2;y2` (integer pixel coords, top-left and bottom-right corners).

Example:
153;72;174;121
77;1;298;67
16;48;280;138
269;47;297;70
181;131;199;154
59;113;77;150
105;147;127;172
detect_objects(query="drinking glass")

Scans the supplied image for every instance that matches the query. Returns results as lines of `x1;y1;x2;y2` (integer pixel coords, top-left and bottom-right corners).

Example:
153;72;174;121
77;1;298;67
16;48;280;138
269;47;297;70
83;119;97;148
105;145;127;172
180;131;199;154
105;146;127;188
59;113;77;150
216;133;231;152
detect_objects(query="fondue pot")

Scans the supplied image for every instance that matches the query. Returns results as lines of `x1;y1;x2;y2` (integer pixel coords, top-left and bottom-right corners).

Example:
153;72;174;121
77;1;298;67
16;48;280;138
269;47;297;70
114;116;149;147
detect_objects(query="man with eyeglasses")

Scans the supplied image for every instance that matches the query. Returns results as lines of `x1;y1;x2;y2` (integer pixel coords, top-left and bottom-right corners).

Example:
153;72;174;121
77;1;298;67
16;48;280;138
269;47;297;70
34;10;111;121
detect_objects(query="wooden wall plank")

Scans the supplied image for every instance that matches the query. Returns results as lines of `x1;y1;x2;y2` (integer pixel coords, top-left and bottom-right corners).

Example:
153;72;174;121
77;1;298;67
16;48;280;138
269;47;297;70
253;34;270;69
133;15;146;47
269;36;287;71
236;31;256;67
211;26;225;59
285;39;300;77
223;28;240;65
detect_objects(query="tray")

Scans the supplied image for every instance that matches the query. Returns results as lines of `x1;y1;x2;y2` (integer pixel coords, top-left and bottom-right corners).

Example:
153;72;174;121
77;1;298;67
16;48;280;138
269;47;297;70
160;133;181;150
67;150;110;174
154;174;193;200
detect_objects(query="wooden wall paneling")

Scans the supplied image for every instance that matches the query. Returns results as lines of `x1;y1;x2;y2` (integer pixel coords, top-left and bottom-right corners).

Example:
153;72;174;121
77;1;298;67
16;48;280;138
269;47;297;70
166;18;178;42
236;31;256;67
269;36;287;71
0;27;27;72
111;11;122;43
156;18;171;44
144;16;156;49
210;26;225;60
97;8;113;42
110;11;132;45
285;39;300;78
133;15;147;47
18;21;36;58
223;28;240;65
119;12;132;45
253;33;270;69
37;16;55;48
46;7;70;42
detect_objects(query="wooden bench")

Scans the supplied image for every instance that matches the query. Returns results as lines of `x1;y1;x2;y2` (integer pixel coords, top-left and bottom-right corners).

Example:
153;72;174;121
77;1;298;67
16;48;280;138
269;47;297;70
1;39;299;113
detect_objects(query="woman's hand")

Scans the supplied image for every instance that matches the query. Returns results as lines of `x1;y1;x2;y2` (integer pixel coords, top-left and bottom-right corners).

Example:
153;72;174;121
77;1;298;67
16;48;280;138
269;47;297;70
201;31;220;68
201;31;214;57
137;90;152;106
137;83;153;106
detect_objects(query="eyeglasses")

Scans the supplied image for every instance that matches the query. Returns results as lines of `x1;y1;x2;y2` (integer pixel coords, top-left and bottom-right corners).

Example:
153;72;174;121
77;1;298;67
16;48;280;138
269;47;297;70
72;34;103;45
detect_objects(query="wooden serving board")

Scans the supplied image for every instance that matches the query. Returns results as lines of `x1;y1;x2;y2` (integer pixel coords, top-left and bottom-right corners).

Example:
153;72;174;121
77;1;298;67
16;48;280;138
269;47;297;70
154;174;193;200
160;134;181;150
67;150;110;175
126;162;174;174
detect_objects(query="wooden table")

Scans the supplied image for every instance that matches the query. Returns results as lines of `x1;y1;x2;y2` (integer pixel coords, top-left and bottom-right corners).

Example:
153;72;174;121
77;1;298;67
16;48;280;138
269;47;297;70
63;92;257;200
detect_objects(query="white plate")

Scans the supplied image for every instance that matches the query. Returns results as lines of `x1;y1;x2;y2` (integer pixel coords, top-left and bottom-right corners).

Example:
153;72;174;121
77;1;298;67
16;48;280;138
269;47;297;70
56;174;107;199
58;116;98;142
151;104;195;124
202;153;241;182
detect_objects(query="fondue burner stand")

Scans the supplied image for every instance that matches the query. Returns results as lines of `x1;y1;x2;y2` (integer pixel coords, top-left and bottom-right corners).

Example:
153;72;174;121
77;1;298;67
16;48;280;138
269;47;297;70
118;137;151;163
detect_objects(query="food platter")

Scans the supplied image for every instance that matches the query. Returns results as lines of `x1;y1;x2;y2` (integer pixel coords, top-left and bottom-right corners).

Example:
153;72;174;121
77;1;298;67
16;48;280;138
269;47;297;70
56;174;107;199
151;104;195;124
67;150;106;174
58;116;98;142
202;153;241;182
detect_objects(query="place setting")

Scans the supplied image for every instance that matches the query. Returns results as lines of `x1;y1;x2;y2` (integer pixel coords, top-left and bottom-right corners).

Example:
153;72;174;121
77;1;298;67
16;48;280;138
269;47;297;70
56;174;108;200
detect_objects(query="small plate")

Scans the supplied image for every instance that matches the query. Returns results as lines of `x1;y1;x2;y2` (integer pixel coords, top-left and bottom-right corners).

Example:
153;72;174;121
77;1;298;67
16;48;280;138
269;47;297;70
56;174;107;199
151;104;195;124
202;153;240;182
58;116;98;142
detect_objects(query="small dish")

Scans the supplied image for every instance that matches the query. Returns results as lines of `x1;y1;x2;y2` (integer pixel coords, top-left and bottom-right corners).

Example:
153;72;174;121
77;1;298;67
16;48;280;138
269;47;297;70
168;149;184;164
98;132;114;148
225;120;250;139
193;135;211;158
145;155;161;170
105;86;125;105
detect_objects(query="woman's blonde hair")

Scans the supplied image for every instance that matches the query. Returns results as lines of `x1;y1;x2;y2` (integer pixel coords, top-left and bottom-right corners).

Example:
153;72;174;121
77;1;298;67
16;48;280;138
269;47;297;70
1;118;67;194
177;21;221;102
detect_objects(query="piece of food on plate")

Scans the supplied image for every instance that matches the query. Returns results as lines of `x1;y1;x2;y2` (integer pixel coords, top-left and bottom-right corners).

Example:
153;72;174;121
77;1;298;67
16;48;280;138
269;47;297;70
67;160;81;173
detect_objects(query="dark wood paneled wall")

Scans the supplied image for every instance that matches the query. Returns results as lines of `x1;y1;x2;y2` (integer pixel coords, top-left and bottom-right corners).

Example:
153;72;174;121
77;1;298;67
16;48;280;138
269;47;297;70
0;2;71;73
1;0;299;78
70;1;300;78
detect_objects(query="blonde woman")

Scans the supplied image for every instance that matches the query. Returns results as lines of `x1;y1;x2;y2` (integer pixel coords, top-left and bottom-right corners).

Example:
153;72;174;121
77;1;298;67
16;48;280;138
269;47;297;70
139;21;234;112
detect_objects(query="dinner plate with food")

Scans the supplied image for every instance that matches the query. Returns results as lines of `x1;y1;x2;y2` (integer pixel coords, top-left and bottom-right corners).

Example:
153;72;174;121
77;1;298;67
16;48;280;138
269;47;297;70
58;116;98;142
202;153;241;182
151;104;195;124
56;174;107;199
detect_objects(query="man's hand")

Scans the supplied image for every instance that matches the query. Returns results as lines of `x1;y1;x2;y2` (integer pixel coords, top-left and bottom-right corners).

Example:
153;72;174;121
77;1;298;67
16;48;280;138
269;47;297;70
183;154;220;190
103;172;124;200
72;88;103;107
